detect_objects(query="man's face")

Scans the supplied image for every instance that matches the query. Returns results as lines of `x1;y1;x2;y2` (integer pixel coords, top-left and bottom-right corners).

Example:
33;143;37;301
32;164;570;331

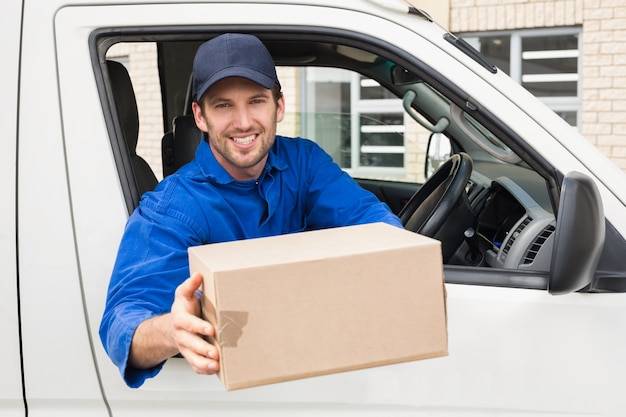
192;77;285;181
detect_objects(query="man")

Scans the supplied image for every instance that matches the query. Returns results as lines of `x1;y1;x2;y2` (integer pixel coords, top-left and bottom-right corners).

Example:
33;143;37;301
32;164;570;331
100;33;402;388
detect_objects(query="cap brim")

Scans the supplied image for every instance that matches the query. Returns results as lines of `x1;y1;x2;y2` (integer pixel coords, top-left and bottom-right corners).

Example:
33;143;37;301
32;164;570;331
195;67;277;101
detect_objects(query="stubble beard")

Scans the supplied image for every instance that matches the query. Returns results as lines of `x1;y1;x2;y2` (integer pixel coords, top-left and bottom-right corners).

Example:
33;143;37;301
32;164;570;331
208;118;277;173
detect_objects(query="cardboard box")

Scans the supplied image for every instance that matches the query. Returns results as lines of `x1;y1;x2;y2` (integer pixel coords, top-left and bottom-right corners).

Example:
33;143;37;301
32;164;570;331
188;222;447;391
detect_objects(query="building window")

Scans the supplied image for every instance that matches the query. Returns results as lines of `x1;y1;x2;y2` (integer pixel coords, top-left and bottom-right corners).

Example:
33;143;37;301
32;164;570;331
462;28;582;129
356;76;405;169
300;67;405;177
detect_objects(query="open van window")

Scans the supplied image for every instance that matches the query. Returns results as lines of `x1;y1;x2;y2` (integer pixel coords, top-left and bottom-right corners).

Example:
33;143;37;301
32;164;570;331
95;30;626;291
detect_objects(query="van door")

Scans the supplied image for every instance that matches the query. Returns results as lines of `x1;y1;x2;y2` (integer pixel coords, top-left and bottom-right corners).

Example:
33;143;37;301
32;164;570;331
1;0;25;416
15;0;109;415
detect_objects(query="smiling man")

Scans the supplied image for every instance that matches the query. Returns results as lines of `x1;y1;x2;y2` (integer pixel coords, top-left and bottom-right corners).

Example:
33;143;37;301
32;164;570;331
194;76;281;181
99;33;402;388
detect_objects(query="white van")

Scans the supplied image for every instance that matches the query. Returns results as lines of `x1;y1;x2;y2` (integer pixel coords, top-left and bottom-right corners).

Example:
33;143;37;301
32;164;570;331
3;0;626;416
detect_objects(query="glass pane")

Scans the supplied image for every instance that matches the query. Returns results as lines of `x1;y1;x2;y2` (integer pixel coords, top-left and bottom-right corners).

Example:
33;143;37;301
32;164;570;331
360;77;397;100
522;56;577;76
360;153;404;168
360;112;404;167
521;34;578;97
302;112;352;168
361;112;403;128
523;34;578;53
361;130;404;147
303;70;352;167
523;81;577;97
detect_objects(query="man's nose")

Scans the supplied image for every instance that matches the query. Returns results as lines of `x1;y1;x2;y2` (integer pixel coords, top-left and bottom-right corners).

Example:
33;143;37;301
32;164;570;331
232;106;253;129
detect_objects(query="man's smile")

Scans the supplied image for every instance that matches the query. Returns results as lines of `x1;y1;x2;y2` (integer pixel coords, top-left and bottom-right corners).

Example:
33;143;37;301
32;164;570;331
231;134;257;146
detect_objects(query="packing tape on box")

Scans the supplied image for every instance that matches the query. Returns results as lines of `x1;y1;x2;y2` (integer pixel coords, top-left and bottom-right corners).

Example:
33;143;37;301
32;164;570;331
202;296;248;347
216;311;248;347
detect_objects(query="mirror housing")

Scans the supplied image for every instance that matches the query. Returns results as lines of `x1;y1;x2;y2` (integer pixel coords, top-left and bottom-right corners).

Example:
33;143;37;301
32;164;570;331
549;172;605;295
425;132;451;179
391;65;422;85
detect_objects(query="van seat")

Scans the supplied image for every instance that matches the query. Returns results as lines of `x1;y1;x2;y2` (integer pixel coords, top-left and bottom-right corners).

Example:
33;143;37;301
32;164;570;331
162;115;202;177
106;60;158;195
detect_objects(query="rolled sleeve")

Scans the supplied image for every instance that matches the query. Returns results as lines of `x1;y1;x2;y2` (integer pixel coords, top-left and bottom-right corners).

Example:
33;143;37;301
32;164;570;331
99;304;162;388
99;187;205;387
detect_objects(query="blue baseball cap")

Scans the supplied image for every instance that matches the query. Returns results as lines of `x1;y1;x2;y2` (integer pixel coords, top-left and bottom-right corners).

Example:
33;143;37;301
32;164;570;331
192;33;281;102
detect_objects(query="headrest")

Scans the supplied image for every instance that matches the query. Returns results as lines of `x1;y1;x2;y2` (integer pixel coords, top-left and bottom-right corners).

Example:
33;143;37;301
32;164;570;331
106;60;140;153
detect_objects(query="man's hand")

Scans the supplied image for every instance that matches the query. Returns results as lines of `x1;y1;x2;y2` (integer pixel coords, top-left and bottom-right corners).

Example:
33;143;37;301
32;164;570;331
171;272;220;374
128;272;220;374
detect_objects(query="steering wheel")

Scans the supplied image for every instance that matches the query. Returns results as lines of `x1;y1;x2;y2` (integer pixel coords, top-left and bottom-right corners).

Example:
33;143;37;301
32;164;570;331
399;153;473;258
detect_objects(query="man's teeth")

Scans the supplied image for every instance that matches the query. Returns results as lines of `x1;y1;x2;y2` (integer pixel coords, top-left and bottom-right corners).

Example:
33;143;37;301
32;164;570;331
232;135;255;145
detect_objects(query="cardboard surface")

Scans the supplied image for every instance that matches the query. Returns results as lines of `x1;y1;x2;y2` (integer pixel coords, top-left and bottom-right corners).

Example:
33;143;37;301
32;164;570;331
188;222;447;390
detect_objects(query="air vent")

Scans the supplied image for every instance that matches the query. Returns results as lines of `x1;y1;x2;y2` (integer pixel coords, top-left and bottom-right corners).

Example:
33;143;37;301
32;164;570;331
523;224;556;265
502;217;532;257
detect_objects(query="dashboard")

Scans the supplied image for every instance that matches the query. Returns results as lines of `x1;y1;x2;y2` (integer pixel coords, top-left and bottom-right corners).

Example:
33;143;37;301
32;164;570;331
465;163;556;272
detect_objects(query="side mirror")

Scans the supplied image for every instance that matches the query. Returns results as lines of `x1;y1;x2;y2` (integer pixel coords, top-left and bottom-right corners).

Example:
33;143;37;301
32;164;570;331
425;132;451;179
549;172;605;295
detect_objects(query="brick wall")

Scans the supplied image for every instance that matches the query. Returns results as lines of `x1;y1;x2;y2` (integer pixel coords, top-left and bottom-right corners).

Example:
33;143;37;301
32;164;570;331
450;0;626;170
276;67;301;138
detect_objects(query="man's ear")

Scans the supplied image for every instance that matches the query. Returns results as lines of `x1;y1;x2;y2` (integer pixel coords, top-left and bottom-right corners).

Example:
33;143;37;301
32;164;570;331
276;93;285;123
192;101;208;132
